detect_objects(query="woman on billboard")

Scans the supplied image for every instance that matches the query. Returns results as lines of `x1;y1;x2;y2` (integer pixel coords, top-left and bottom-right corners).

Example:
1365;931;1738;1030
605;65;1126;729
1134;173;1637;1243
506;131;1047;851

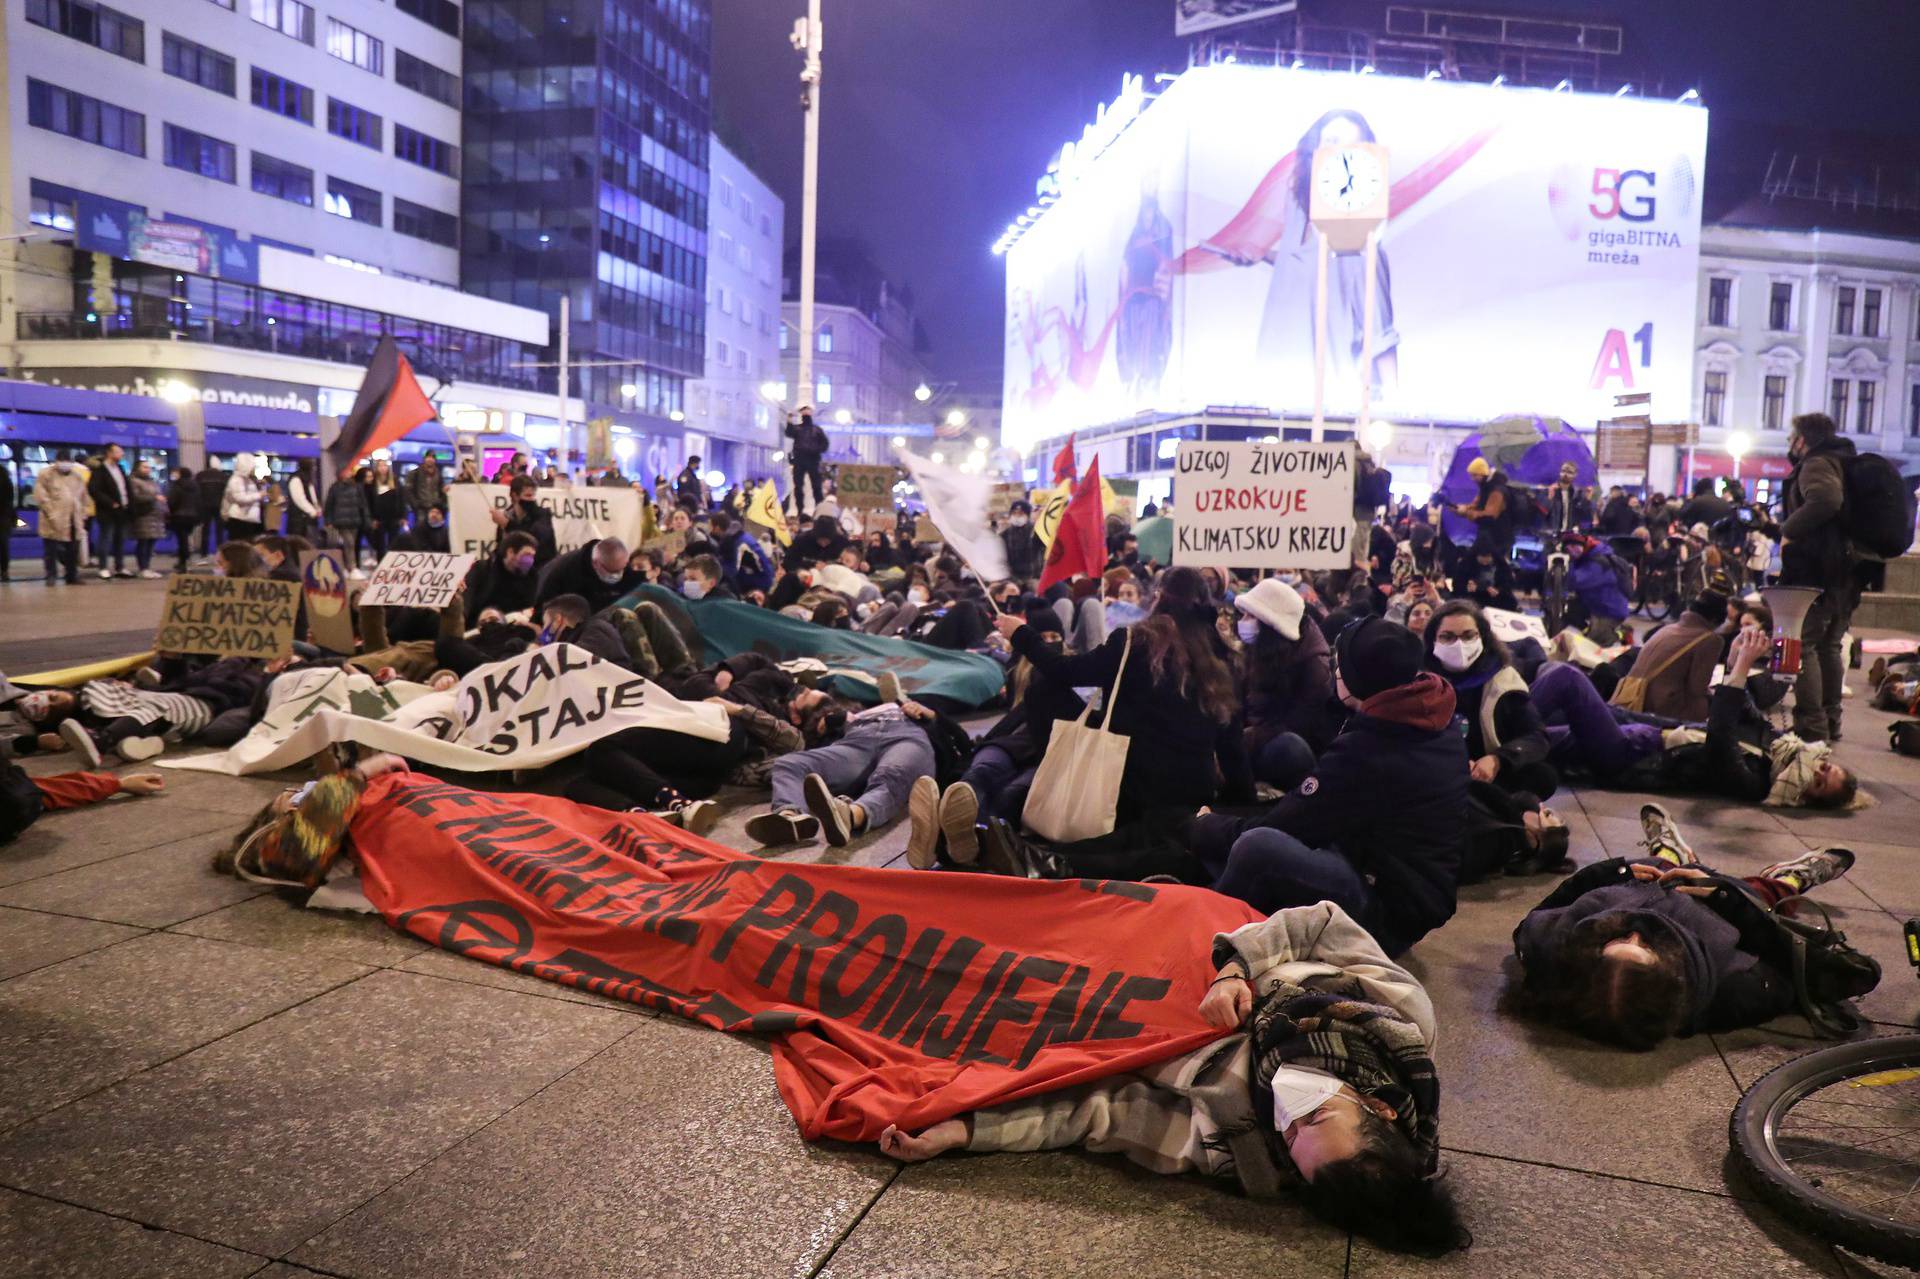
1218;109;1400;402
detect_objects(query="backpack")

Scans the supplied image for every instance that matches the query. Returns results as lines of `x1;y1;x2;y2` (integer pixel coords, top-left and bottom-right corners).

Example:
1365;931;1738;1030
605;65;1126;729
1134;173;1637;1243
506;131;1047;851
1841;452;1917;560
1771;901;1882;1038
1891;720;1920;758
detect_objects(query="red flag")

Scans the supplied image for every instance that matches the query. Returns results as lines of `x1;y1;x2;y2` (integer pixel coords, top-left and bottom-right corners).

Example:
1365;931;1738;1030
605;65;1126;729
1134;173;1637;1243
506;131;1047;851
1051;433;1077;486
1039;457;1106;592
329;336;438;473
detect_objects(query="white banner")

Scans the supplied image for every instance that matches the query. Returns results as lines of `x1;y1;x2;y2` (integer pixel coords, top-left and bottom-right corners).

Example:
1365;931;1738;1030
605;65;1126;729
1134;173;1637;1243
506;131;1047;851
162;644;729;776
1173;441;1354;569
1002;65;1707;446
359;551;476;609
447;485;645;559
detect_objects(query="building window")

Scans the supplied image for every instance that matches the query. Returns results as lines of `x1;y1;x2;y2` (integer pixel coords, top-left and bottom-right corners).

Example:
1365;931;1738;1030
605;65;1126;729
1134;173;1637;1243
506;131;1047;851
717;285;731;316
817;324;834;354
27;0;144;61
26;81;144;156
1762;374;1787;433
324;175;381;225
248;0;314;44
395;50;459;106
394;124;459;177
1830;377;1851;425
162;33;235;95
1835;286;1856;335
1857;380;1877;434
717;339;730;363
252;152;314;206
778;326;788;351
1910;384;1920;438
29;189;77;233
1706;277;1732;327
393;197;457;247
1863;288;1883;338
816;375;832;404
325;19;382;74
761;211;772;237
1702;369;1727;427
396;0;460;37
1769;281;1794;331
251;68;313;124
327;99;382;149
163;124;237;183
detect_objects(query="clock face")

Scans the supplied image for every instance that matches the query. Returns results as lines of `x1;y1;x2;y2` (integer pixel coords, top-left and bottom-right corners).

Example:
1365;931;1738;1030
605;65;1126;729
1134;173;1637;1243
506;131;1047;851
1315;147;1386;214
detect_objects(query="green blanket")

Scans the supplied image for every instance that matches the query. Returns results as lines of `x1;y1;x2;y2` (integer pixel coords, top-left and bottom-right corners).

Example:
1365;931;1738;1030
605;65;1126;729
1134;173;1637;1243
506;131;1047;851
617;584;1007;708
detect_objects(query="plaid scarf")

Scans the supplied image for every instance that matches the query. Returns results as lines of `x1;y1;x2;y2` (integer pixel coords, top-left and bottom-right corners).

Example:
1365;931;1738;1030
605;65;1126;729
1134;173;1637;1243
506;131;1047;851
1248;980;1441;1178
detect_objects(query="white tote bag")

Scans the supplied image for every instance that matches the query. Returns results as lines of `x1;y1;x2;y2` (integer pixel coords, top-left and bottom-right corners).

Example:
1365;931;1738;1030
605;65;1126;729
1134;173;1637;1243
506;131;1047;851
1022;627;1133;844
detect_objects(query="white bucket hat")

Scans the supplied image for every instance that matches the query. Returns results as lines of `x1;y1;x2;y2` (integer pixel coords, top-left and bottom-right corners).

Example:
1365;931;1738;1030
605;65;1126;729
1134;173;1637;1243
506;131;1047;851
1234;577;1305;641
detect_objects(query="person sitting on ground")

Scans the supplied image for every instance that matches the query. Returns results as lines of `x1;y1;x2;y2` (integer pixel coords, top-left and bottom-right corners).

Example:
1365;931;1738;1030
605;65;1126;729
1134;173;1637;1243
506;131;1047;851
1530;628;1860;809
216;540;263;579
1235;577;1338;774
2;758;165;845
1613;590;1726;722
878;900;1470;1258
1194;617;1467;957
1424;601;1556;799
533;536;641;616
1512;803;1871;1047
748;697;945;848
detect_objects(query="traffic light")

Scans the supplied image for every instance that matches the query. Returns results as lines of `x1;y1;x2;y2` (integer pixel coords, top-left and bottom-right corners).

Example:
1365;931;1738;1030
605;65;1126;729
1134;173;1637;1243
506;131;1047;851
87;251;117;317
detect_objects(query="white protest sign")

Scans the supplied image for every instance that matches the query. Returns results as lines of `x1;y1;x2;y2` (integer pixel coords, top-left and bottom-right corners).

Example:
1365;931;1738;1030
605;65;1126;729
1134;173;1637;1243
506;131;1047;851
359;551;476;609
447;484;644;559
1173;441;1354;569
1484;606;1549;648
163;644;728;776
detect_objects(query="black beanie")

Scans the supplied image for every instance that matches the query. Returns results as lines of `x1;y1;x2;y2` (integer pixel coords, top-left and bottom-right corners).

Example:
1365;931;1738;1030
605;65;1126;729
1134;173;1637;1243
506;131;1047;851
1336;615;1425;700
1689;589;1728;624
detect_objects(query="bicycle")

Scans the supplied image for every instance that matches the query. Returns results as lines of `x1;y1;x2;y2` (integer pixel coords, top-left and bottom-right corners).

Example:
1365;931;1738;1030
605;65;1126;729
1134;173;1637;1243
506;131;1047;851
1539;531;1583;637
1637;558;1679;621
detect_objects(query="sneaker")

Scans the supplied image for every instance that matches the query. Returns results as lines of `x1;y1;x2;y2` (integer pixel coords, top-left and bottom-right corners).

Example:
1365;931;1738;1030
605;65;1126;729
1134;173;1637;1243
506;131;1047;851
1761;846;1856;895
117;735;165;762
1639;803;1697;866
802;772;859;847
745;808;818;847
138;569;163;580
671;798;720;838
97;569;112;580
876;670;903;704
1870;657;1890;690
59;719;103;769
114;569;136;579
905;775;941;869
133;666;163;689
939;781;981;865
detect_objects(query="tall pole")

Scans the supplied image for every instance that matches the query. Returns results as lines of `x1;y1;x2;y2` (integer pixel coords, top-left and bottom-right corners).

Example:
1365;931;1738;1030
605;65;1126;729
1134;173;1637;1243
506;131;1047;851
795;1;822;416
556;293;571;472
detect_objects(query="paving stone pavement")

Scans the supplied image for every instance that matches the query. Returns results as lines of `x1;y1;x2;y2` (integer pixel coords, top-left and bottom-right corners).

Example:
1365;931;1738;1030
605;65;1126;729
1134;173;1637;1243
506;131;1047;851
7;634;1920;1274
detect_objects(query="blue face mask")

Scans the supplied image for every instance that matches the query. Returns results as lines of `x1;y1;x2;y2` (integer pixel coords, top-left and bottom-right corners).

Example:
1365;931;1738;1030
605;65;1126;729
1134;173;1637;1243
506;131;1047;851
681;578;708;601
537;626;556;644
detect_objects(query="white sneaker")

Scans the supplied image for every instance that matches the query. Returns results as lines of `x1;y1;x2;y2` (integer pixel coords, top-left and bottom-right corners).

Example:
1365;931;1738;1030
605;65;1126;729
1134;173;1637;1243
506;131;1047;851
118;735;165;762
97;569;112;580
59;719;103;769
138;569;163;579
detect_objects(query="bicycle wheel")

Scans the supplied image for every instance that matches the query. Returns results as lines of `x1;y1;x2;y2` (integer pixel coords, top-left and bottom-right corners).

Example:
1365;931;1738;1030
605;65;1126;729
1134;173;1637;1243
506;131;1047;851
1543;563;1567;635
1730;1035;1920;1267
1642;572;1677;622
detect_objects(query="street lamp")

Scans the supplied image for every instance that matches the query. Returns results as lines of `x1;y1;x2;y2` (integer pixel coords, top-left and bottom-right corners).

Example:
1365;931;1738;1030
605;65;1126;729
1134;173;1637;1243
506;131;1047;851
945;409;967;428
1726;429;1752;486
834;408;853;425
890;435;906;447
620;382;639;398
972;433;989;450
760;380;785;403
1362;418;1395;456
914;383;933;403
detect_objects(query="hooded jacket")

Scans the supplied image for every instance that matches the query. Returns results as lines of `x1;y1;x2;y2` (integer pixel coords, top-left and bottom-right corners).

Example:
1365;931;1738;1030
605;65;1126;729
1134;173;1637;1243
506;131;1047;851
1192;672;1468;955
1513;858;1796;1032
533;538;644;616
1779;434;1856;592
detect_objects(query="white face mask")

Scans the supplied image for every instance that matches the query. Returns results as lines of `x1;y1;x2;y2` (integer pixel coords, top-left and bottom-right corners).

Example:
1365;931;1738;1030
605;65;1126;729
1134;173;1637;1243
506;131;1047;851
1270;1064;1345;1131
1434;636;1484;673
1236;618;1261;644
54;460;73;474
907;588;929;605
681;578;708;600
1009;515;1029;527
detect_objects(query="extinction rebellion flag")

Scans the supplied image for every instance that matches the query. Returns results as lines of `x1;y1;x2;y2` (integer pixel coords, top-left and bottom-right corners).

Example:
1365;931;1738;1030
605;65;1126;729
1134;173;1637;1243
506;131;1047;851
348;772;1260;1140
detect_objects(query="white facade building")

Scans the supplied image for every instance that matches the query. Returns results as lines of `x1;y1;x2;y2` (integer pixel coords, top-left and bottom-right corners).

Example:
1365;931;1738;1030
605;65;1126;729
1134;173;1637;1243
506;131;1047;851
1692;224;1920;490
686;136;783;485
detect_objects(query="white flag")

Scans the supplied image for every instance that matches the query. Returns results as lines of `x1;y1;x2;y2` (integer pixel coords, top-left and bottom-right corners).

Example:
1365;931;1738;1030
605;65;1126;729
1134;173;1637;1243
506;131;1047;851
893;446;1011;583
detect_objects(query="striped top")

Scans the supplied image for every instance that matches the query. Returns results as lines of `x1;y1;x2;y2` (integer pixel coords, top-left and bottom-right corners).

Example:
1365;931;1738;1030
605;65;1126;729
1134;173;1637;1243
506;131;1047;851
80;681;214;740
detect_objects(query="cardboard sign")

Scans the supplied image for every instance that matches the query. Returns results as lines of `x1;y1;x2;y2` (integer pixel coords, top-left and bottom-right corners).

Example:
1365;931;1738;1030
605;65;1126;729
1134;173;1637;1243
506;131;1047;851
1173;442;1355;570
988;482;1026;518
1484;606;1549;648
913;515;941;544
641;529;687;561
360;551;475;609
835;463;898;511
154;574;298;659
447;484;644;559
299;549;355;653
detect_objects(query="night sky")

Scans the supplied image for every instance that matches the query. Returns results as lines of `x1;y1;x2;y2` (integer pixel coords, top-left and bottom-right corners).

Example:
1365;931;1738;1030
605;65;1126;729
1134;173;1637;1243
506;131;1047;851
712;0;1920;391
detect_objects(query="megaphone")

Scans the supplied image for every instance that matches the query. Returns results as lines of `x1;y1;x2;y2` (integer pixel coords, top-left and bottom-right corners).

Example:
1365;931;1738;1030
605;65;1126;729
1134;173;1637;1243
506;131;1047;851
1760;585;1823;675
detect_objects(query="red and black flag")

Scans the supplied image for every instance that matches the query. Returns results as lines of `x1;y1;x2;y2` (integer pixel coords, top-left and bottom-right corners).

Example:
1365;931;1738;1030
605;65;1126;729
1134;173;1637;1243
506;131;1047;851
328;335;438;476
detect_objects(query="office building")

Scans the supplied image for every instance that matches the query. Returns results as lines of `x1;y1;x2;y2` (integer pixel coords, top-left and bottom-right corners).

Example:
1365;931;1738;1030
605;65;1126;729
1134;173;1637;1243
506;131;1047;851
686;135;782;486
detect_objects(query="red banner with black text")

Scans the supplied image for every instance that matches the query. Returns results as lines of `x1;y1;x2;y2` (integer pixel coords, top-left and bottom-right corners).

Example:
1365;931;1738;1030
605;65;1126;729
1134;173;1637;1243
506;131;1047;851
347;773;1259;1141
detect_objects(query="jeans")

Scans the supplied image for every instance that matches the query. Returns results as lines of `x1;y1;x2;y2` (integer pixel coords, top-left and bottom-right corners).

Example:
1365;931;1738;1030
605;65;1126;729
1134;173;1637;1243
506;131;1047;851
1212;828;1385;939
135;538;155;572
168;521;197;570
1531;661;1664;777
1254;732;1316;790
1792;587;1856;742
98;513;127;572
770;718;933;831
606;602;695;680
42;537;79;583
958;742;1035;823
1053;596;1108;654
791;459;824;514
567;724;746;809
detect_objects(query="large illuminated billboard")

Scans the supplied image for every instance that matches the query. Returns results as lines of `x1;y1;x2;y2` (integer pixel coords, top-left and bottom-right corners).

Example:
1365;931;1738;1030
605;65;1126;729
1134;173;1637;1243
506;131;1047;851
1002;65;1708;452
